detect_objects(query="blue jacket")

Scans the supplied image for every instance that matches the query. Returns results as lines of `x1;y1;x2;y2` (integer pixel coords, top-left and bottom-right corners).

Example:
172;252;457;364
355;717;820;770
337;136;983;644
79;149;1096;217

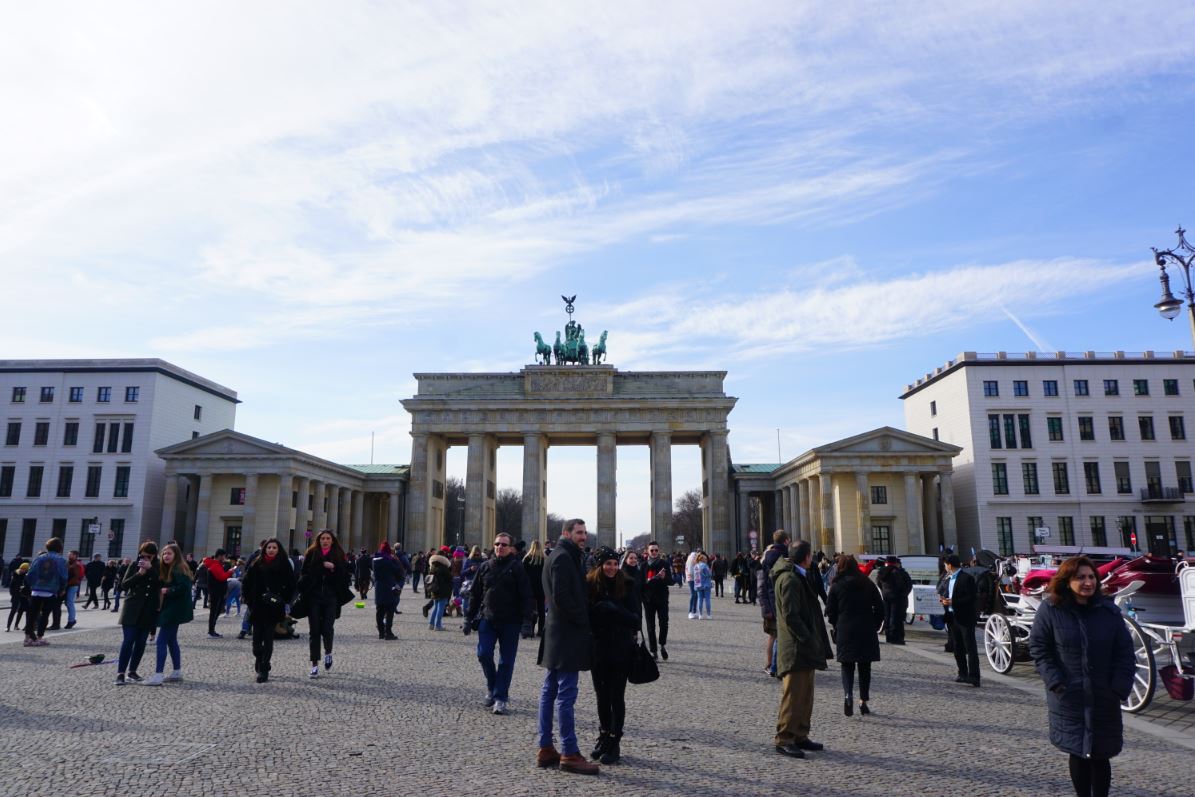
25;551;68;595
1028;595;1135;759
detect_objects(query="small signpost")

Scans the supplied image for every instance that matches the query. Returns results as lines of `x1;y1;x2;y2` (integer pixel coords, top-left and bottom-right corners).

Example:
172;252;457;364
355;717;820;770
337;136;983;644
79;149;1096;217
87;524;101;536
1034;526;1051;541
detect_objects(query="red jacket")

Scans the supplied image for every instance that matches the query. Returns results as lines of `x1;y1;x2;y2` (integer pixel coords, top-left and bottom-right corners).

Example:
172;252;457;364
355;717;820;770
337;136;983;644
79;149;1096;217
202;557;231;583
66;561;85;587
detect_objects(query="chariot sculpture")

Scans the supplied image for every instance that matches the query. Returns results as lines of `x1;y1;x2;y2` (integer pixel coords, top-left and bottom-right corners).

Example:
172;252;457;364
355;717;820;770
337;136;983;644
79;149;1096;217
532;295;608;366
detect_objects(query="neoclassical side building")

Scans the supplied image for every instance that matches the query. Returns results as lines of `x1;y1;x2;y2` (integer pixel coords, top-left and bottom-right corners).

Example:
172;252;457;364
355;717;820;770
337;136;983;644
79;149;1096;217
732;427;961;555
156;430;407;556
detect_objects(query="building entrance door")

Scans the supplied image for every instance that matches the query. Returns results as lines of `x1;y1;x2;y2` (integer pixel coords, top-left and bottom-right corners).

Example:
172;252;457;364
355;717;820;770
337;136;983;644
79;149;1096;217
1145;516;1176;557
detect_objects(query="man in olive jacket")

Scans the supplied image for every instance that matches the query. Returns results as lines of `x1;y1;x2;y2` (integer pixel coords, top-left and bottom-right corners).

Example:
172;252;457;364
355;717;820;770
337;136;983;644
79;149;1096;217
772;540;830;758
535;518;598;775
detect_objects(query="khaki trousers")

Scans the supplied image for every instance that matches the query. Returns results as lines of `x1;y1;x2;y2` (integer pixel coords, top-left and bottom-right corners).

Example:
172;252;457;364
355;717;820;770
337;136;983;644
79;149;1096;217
775;668;815;746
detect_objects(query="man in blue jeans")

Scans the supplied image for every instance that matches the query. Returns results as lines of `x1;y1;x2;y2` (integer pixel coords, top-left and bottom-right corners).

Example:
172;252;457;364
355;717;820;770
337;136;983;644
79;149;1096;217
536;519;599;775
464;532;534;715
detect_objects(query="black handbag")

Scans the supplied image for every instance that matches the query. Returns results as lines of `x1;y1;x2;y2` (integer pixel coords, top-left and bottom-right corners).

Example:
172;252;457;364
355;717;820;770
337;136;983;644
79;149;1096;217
627;615;660;685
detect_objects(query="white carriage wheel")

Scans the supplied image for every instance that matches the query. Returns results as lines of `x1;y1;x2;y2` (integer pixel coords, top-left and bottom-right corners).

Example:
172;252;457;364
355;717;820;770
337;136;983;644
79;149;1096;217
1121;615;1156;714
984;613;1015;674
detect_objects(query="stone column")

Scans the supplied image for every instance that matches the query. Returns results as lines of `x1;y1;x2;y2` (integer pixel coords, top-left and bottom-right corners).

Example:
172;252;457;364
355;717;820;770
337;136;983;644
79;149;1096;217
904;472;924;555
703;430;731;555
649;431;673;543
184;475;199;551
160;475;179;546
922;474;940;551
855;471;870;554
388;490;400;543
405;433;430;552
483;439;497;541
596;432;617;548
736;488;751;554
293;476;310;544
787;484;799;539
465;434;487;550
242;473;258;547
351;490;365;550
773;489;785;534
522;434;548;542
193;473;213;556
820;472;836;551
338;487;351;547
798;479;811;541
940;472;958;550
276;473;293;539
312;480;327;530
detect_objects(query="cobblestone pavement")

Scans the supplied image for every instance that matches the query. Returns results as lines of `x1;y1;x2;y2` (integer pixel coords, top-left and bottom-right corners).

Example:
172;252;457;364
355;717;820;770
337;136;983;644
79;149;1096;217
1;591;1192;797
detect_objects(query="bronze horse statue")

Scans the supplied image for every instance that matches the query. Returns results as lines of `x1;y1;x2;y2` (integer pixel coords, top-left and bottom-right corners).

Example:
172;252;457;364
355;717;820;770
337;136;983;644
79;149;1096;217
591;330;608;364
533;332;552;365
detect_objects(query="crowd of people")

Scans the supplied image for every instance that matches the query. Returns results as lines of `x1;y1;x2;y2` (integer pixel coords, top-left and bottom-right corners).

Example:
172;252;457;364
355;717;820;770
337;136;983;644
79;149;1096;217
4;524;1135;793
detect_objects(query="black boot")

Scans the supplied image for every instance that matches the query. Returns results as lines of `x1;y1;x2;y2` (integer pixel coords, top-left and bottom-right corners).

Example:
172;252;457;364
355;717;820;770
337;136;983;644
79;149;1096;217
590;732;608;760
599;734;621;765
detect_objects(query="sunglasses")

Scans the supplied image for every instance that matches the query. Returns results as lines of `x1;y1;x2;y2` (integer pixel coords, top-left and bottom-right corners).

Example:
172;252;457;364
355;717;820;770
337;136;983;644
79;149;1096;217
493;542;510;548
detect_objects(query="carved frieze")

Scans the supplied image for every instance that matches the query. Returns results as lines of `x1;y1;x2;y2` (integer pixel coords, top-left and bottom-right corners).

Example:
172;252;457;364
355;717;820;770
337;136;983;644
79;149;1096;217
524;368;613;396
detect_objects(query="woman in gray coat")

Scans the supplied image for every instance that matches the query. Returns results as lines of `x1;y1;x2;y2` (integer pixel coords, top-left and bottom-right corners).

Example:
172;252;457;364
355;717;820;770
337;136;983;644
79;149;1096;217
1029;556;1135;797
826;555;884;717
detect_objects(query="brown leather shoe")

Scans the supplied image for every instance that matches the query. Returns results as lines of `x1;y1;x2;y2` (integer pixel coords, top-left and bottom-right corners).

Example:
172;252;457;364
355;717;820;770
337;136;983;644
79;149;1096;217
536;746;561;768
559;753;600;775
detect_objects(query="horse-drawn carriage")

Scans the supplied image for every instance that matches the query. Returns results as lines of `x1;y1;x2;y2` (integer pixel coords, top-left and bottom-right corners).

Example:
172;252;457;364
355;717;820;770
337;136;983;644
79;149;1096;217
981;546;1195;712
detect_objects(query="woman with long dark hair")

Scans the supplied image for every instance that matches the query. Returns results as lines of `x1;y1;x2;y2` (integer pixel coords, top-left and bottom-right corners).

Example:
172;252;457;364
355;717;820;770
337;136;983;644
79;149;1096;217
115;541;161;685
243;538;296;682
298;530;351;679
1029;556;1135;797
586;546;641;765
372;541;404;640
826;554;884;716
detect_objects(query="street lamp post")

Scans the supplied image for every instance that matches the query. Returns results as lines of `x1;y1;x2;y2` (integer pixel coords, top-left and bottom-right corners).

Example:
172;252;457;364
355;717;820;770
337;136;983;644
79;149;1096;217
1151;226;1195;348
455;495;465;548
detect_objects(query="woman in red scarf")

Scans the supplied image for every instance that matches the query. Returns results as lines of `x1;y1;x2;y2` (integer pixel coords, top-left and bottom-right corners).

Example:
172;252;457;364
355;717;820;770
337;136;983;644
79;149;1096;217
298;531;351;679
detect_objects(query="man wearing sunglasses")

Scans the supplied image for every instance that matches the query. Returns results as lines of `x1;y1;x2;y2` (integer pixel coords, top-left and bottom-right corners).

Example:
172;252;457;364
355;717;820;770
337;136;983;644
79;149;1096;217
464;532;534;716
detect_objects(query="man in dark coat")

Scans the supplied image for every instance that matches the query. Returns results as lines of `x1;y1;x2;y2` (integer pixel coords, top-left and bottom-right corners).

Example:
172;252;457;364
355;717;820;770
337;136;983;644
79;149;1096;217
535;519;598;775
759;531;790;677
465;532;533;716
83;553;106;609
940;554;980;685
876;557;913;645
639;541;671;660
772;540;830;758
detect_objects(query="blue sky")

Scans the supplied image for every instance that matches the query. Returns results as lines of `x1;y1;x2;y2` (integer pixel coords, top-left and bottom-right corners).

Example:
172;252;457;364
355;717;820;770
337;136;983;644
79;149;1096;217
3;2;1195;542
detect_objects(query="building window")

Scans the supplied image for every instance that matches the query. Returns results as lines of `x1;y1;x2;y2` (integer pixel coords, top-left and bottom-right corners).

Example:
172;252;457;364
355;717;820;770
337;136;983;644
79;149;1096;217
56;465;73;498
1047;417;1064;442
988;415;1002;449
996;517;1014;556
11;387;25;403
1028;516;1044;549
1058;516;1075;545
1176;461;1193;494
0;465;14;497
1185;516;1195;551
113;466;130;498
1073;379;1089;396
108;519;125;558
1133;379;1149;396
85;465;102;498
870;486;888;504
39;387;54;403
78;519;95;559
1170;416;1186;441
1013;380;1029;397
194;405;203;421
1083;462;1102;494
1004;414;1018;449
870;525;892;555
1043;380;1059;397
1139;416;1155;441
1108;416;1125;441
51;518;67;544
1114;461;1132;494
124;386;139;403
105;422;119;453
1022;462;1040;495
6;422;20;446
932;427;939;441
69;387;83;403
33;422;49;446
121;423;134;453
225;525;243;558
1018;414;1033;448
1091;516;1107;547
1164;379;1180;396
63;422;78;447
983;381;999;397
1118;516;1137;549
19;518;37;557
26;465;43;498
930;400;937;417
992;463;1009;495
1078;416;1095;441
97;387;111;403
92;423;105;453
191;431;199;439
1052;462;1069;495
230;487;246;506
1104;379;1119;396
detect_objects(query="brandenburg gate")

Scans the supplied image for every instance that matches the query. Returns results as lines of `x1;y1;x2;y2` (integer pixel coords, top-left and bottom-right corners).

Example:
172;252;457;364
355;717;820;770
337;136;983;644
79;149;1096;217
402;303;737;552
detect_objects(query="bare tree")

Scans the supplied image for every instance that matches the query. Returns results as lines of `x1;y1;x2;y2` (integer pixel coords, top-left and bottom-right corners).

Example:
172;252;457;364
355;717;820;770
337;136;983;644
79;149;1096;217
670;489;703;551
495;488;523;537
443;476;465;546
625;532;652;552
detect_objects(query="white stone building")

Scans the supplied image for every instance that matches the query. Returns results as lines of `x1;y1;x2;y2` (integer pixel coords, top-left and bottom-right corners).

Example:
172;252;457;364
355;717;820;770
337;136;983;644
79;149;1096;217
901;351;1195;557
0;359;237;560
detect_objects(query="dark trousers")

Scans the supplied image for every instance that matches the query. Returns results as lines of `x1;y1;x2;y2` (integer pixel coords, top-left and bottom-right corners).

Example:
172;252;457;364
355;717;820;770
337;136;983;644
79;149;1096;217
307;598;336;663
7;596;26;630
83;584;100;609
477;619;522;702
884;597;907;643
713;577;724;597
101;587;111;608
376;605;395;635
644;599;668;652
747;577;758;604
841;661;872;700
1069;754;1111;797
193;585;208;608
118;625;149;674
591;662;629;737
208;583;227;634
50;597;62;628
24;596;52;638
734;576;744;601
531;595;546;636
948;612;980;680
252;616;277;673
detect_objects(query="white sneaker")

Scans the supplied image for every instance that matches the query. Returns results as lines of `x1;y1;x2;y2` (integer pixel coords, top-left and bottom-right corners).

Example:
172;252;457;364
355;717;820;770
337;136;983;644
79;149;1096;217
145;672;165;686
165;670;183;682
492;700;507;715
705;614;712;619
309;665;319;679
688;612;697;619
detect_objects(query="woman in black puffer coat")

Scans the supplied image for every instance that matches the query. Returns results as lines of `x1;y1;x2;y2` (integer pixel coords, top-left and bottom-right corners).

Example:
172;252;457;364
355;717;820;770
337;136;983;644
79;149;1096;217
243;538;296;683
826;555;884;717
586;547;641;766
1029;556;1135;797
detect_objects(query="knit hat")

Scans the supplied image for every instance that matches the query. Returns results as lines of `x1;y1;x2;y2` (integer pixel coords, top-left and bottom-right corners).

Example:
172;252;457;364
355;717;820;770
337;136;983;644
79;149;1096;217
594;546;619;566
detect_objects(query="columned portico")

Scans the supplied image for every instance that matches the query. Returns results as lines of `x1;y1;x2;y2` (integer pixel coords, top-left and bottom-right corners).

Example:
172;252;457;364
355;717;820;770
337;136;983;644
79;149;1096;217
650;431;672;542
193;473;213;554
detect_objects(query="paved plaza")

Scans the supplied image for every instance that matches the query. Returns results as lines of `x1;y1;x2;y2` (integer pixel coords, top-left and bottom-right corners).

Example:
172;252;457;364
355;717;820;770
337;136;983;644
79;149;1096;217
1;592;1192;797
